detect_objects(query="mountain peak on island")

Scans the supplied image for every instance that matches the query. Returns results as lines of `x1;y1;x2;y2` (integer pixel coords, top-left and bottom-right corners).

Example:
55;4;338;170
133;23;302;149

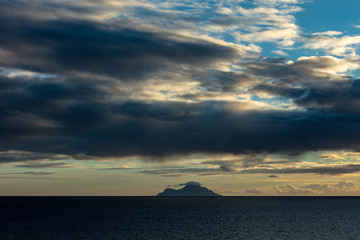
157;181;222;197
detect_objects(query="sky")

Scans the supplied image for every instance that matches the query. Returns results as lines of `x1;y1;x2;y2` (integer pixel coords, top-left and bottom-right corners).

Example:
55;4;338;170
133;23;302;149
1;0;360;196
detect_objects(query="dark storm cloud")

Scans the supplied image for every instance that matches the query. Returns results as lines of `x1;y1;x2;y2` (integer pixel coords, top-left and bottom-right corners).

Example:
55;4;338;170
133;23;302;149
247;56;360;115
197;71;253;93
60;107;360;157
295;79;360;114
116;101;222;122
0;1;237;80
253;78;360;115
0;74;107;143
3;94;360;159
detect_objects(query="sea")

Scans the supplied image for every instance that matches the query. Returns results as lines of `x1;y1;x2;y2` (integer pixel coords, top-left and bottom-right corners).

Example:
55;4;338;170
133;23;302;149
1;197;359;240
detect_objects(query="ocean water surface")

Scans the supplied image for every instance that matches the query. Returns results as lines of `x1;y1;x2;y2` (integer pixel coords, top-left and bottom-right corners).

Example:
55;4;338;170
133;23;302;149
0;197;359;239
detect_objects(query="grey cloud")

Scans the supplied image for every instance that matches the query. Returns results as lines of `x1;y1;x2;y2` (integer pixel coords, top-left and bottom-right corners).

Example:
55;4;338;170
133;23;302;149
16;163;70;169
248;57;360;115
138;168;221;176
4;96;360;160
1;171;55;176
179;181;202;186
203;157;293;171
139;163;360;177
293;181;360;194
301;184;332;192
138;162;360;177
162;174;184;178
0;3;238;81
334;181;357;189
97;167;134;171
0;151;70;163
273;185;312;194
239;164;360;175
116;101;222;122
249;56;352;86
294;79;360;114
202;160;238;172
244;188;262;194
19;171;54;176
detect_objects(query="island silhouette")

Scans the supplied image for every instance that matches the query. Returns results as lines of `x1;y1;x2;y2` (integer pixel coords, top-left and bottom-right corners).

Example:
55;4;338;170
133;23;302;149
157;181;222;196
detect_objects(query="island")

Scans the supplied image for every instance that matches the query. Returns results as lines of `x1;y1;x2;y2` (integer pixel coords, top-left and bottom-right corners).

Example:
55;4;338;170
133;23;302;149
157;181;222;197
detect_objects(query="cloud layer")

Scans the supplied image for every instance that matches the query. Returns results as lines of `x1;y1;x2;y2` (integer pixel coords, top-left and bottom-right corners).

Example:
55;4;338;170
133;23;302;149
1;0;360;162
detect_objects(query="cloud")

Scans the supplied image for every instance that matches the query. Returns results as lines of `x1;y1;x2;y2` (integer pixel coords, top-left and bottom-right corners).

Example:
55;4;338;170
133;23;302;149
312;31;342;36
0;150;71;163
16;163;71;169
304;35;360;56
97;167;134;171
0;0;360;163
233;5;302;46
139;160;360;177
301;183;332;192
138;168;221;176
249;56;359;89
273;184;311;194
334;181;358;190
249;56;360;114
1;171;55;176
4;95;360;159
272;50;288;56
179;181;202;186
239;164;360;175
244;188;262;194
296;181;360;194
0;17;238;81
134;0;304;47
292;56;359;76
137;153;360;177
255;0;301;5
203;157;292;171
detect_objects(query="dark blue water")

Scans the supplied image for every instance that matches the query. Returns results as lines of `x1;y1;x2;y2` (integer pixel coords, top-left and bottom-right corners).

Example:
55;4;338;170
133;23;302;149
1;197;360;239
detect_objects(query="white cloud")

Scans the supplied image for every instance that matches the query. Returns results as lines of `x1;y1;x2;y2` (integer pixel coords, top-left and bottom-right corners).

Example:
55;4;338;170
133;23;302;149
304;35;360;57
255;0;301;6
236;27;299;46
293;56;360;75
272;50;288;56
125;0;304;47
312;31;343;36
232;6;301;46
